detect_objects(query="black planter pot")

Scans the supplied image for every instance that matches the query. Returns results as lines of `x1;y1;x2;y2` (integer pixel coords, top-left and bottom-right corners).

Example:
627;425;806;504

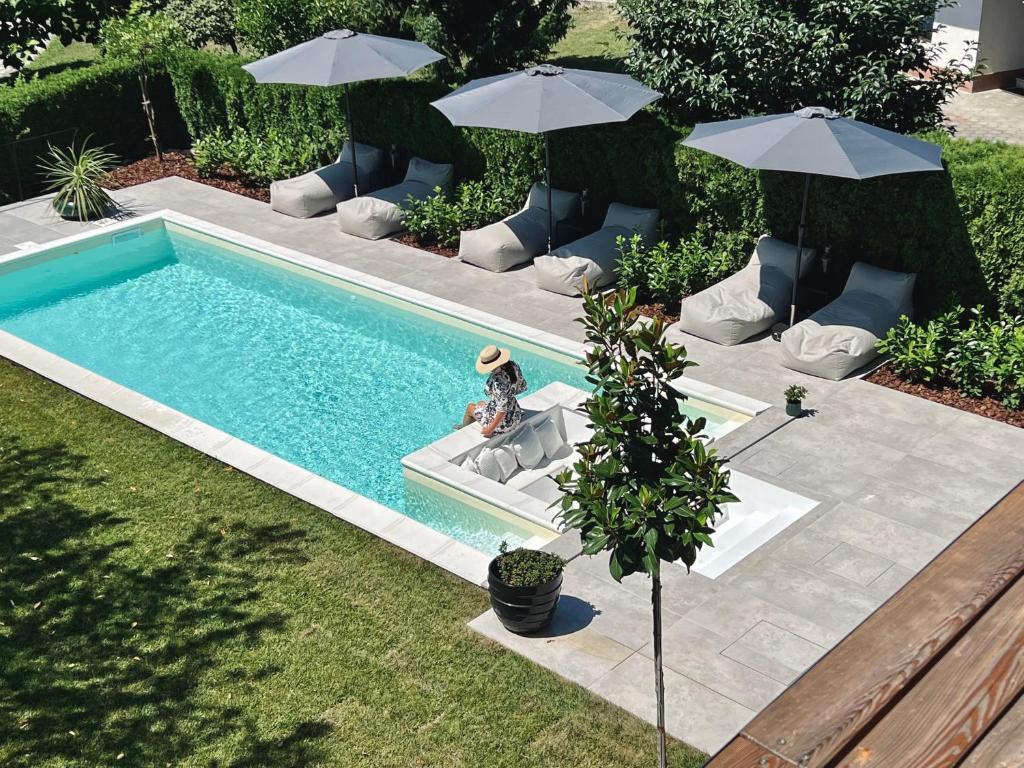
786;401;803;417
487;558;563;634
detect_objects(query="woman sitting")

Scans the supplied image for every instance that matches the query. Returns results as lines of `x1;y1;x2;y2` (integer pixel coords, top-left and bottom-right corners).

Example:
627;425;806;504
459;345;527;437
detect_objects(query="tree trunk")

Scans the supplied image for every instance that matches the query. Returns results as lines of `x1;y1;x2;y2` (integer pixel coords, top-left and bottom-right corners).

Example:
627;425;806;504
137;60;161;162
653;573;666;768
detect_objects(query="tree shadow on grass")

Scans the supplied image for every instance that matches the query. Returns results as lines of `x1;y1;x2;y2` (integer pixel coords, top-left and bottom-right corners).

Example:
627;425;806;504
0;433;335;766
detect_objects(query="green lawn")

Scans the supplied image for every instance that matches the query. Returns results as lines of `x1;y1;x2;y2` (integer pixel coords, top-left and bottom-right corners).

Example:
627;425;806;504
0;357;705;768
25;40;100;76
550;4;631;72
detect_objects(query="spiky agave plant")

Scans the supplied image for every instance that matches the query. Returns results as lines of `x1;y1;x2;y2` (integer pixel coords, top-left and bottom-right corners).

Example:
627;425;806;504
40;140;119;222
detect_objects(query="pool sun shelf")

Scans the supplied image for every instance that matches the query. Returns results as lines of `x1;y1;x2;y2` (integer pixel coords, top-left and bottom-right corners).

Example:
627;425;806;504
404;382;819;579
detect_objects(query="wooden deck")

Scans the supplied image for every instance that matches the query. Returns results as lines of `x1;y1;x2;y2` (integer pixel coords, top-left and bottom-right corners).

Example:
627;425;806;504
705;480;1024;768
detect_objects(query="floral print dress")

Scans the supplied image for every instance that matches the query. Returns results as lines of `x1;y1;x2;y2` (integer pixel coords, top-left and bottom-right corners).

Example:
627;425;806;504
473;362;526;435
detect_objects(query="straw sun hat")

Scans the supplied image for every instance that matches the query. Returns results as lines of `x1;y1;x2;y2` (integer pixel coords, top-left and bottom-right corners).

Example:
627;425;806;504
475;344;511;374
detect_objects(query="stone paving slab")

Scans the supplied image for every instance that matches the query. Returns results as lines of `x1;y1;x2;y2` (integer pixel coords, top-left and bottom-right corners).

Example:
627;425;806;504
3;178;1023;756
943;89;1024;145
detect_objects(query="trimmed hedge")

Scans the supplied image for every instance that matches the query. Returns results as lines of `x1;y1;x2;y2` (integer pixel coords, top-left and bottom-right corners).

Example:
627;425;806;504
40;49;1013;317
167;50;762;234
0;59;186;202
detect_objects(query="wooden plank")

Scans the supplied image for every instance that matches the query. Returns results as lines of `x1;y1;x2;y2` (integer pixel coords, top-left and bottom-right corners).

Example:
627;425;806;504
832;573;1024;767
960;696;1024;767
742;482;1024;767
704;735;790;767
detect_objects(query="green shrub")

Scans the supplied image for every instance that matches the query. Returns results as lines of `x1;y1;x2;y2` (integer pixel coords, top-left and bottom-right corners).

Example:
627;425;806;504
619;0;972;132
877;306;1024;409
401;180;518;248
190;127;232;177
405;0;576;81
233;0;406;56
1001;270;1024;317
617;227;753;305
191;125;343;185
0;58;185;201
99;2;185;61
493;542;564;587
165;0;238;52
876;312;953;384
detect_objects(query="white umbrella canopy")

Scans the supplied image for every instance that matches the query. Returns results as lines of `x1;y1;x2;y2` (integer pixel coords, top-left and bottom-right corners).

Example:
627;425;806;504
430;64;662;252
682;107;945;326
242;29;445;195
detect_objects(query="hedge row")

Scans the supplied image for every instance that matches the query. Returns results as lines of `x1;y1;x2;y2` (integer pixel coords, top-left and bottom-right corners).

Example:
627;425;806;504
0;59;186;203
4;51;1021;317
168;52;761;228
166;51;1024;315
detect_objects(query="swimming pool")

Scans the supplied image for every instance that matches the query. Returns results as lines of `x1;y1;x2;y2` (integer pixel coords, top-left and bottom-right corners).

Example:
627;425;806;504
0;217;753;555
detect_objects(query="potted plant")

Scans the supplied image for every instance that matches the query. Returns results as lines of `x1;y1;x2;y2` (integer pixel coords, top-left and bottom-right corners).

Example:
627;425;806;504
487;542;565;634
784;384;808;417
39;140;119;222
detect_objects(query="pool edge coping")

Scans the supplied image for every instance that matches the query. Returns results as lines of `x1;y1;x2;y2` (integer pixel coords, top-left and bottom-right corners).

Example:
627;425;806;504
0;210;771;418
0;326;497;586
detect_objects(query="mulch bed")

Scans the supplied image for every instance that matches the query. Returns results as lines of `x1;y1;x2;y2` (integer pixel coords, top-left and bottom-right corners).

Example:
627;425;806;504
105;151;271;203
635;303;680;324
392;233;458;259
866;365;1024;429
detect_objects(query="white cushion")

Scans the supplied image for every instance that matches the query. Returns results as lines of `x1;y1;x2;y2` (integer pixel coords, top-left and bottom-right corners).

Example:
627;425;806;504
510;424;545;469
475;448;502;481
534;418;565;459
493;445;519;482
459;454;478;473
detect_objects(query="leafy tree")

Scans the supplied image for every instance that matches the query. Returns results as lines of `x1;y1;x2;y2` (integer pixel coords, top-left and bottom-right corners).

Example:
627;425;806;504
232;0;575;80
405;0;578;80
233;0;409;56
556;288;737;768
98;2;184;60
618;0;975;132
165;0;238;52
0;0;130;70
99;2;185;159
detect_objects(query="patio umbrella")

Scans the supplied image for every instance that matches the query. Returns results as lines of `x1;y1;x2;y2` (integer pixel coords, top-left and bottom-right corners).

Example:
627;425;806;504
430;64;661;253
682;106;944;326
242;30;444;196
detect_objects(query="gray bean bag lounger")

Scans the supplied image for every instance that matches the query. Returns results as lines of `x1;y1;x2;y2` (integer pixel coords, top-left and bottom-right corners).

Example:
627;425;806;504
270;141;385;218
336;156;454;240
677;235;817;346
459;183;582;273
780;262;915;380
535;203;659;296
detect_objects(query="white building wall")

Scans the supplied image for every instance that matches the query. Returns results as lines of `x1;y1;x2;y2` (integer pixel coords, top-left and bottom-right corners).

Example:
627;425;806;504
933;0;983;68
977;0;1024;73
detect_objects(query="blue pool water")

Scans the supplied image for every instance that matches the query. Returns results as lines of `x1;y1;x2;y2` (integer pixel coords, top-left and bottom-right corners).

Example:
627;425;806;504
0;224;732;553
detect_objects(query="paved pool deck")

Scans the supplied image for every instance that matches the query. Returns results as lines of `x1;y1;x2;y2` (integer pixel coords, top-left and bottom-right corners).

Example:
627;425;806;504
3;177;1023;755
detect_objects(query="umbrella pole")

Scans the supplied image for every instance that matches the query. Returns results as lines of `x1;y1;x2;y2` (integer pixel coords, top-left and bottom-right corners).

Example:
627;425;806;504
345;83;359;197
788;173;812;327
545;132;553;256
